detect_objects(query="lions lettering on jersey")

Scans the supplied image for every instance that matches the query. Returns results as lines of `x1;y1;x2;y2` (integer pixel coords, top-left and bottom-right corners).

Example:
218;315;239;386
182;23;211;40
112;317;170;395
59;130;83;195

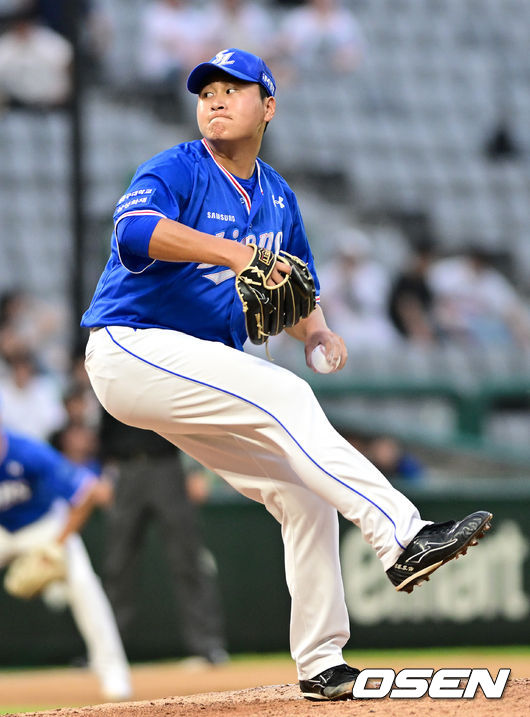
82;139;320;350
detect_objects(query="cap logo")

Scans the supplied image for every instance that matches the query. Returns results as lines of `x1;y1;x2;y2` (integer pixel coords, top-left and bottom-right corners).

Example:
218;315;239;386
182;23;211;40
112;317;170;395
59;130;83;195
212;50;235;67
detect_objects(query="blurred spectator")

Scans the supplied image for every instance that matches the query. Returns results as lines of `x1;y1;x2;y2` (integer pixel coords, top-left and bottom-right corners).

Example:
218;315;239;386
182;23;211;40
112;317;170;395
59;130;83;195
0;289;69;378
51;421;101;474
61;382;93;426
100;412;229;665
388;240;438;345
342;430;423;482
0;291;26;374
204;0;276;62
138;0;208;120
276;0;365;81
0;348;66;440
0;6;72;111
366;435;424;482
428;246;530;348
318;230;399;350
67;346;102;429
46;348;103;475
35;0;112;84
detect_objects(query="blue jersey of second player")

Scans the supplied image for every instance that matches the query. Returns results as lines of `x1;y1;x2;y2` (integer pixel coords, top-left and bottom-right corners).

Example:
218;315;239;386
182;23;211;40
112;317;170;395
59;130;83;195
0;431;95;532
81;139;320;350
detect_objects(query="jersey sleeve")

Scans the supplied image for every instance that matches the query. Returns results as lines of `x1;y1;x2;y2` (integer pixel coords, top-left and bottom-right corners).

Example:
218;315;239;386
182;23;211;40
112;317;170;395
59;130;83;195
283;189;321;303
112;173;175;273
28;441;97;507
112;151;194;273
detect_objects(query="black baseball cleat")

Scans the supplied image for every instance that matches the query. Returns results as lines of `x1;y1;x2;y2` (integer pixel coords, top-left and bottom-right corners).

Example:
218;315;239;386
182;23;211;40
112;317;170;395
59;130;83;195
299;663;360;701
387;510;493;593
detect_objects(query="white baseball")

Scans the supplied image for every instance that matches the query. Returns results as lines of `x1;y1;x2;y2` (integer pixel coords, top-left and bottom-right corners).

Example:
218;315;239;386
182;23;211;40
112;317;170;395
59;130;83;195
310;345;338;374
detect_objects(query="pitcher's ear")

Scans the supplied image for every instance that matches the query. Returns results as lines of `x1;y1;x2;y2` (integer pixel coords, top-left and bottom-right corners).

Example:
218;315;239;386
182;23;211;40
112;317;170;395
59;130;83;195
264;96;276;122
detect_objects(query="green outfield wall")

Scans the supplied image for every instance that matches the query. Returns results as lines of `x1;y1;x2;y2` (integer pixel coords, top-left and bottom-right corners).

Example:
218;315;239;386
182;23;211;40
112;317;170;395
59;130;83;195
0;480;529;666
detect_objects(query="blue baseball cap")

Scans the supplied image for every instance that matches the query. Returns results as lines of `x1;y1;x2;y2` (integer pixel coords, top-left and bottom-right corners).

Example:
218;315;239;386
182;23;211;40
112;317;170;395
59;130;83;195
187;48;276;97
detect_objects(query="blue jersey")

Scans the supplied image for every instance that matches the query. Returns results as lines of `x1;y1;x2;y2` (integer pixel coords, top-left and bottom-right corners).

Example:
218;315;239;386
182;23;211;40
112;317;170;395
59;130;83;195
0;431;95;532
81;139;320;350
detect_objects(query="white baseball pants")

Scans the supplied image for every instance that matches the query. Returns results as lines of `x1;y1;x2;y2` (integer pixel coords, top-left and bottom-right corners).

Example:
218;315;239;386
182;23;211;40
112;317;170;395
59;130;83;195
86;326;427;680
0;503;131;699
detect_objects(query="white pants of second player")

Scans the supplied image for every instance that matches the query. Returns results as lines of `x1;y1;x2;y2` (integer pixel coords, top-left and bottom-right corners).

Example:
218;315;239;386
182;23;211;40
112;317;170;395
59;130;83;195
0;503;132;701
86;326;429;681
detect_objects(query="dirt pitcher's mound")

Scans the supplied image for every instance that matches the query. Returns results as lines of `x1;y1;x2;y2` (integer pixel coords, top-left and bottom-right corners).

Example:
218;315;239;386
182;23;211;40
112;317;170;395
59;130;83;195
11;678;530;717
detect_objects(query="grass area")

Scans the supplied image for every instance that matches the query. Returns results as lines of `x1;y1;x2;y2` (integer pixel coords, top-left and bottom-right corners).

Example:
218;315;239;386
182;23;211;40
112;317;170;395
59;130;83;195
2;644;529;672
226;644;530;663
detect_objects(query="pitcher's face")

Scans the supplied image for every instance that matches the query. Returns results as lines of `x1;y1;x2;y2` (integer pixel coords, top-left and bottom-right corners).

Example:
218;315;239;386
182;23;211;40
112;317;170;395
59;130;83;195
197;78;275;143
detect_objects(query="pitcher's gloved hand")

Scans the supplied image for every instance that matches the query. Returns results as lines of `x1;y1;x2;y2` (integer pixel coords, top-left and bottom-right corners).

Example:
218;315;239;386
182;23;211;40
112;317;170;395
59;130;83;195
236;244;316;344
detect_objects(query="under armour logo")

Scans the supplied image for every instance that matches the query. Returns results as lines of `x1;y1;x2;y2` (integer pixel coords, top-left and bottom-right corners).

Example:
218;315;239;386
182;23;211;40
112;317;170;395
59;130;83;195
212;50;235;67
273;195;285;208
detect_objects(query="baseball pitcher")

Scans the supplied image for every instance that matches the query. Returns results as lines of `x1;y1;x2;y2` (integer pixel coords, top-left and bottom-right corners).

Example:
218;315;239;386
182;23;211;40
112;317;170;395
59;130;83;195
81;48;492;701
